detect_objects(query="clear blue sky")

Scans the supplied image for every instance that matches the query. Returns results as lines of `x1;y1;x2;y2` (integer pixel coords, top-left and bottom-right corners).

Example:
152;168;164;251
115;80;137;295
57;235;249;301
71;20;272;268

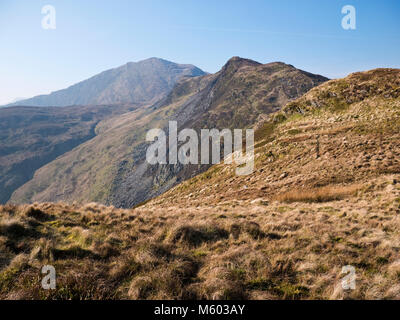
0;0;399;104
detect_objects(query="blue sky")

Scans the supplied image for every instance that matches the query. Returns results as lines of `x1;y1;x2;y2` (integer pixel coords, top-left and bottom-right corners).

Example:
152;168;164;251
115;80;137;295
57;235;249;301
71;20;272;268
0;0;399;104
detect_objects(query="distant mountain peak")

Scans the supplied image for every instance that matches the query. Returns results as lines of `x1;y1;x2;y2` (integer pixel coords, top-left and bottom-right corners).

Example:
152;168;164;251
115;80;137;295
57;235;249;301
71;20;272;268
6;58;206;107
126;57;172;65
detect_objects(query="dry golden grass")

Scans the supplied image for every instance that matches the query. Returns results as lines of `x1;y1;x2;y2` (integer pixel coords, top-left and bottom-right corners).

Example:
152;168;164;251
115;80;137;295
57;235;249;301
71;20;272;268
1;175;400;300
273;184;361;203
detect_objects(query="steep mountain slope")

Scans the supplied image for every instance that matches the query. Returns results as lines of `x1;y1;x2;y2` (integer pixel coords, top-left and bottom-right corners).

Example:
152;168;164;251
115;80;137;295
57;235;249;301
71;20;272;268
0;104;136;204
5;58;205;107
1;69;399;300
153;68;400;206
10;57;327;206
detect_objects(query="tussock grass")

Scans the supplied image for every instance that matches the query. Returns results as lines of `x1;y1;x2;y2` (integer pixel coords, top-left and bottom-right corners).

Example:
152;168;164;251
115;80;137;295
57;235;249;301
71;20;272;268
24;207;51;221
273;184;361;203
168;225;229;247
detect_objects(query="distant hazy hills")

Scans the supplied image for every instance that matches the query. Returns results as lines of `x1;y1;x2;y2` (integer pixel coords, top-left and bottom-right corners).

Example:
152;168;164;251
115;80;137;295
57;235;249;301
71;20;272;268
5;58;206;107
0;104;136;204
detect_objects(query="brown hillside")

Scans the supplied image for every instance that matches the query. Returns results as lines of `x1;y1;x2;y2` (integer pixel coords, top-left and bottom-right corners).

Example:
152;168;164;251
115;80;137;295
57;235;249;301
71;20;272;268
1;68;399;300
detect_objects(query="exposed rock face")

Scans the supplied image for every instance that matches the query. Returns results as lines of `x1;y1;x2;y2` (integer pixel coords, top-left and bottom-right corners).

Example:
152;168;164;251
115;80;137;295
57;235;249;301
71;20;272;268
109;58;328;207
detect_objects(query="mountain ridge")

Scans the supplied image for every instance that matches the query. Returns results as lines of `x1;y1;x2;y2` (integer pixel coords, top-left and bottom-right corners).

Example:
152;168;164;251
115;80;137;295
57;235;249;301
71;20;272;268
9;57;328;207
